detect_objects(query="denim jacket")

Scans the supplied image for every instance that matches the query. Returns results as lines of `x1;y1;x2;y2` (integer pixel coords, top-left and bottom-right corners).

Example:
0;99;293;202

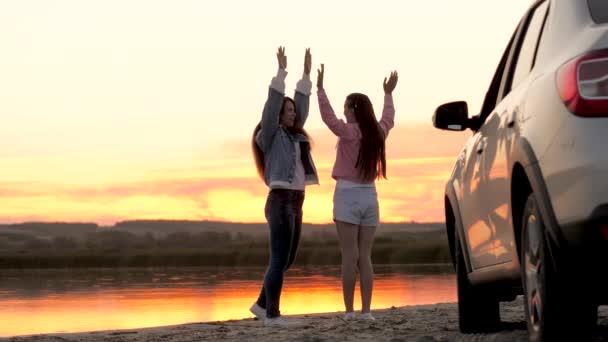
255;72;319;188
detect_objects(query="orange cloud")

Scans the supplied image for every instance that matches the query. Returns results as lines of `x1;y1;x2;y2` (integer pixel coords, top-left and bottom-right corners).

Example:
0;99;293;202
0;124;467;225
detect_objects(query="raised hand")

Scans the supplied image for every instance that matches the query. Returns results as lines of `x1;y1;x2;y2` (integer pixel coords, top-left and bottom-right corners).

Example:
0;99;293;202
277;46;287;70
304;48;311;76
383;71;398;94
317;63;324;89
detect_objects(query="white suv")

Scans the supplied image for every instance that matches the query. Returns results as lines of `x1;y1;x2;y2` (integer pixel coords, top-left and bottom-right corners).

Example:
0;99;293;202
432;1;608;341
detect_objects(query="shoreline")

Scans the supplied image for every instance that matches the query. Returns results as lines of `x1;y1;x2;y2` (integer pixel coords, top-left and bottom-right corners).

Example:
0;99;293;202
3;298;607;342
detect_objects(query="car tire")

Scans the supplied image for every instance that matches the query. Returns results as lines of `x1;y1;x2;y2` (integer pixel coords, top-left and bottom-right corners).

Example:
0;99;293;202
521;193;597;341
455;229;501;333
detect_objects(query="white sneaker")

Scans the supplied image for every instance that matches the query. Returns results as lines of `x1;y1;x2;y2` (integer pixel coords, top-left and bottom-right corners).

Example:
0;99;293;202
343;312;357;321
249;303;266;320
264;317;305;328
360;312;376;321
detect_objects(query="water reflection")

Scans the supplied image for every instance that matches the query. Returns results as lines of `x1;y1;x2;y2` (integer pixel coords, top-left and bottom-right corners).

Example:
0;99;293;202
0;265;455;337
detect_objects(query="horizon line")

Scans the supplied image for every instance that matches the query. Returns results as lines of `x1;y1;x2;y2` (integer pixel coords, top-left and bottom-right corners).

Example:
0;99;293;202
0;219;445;227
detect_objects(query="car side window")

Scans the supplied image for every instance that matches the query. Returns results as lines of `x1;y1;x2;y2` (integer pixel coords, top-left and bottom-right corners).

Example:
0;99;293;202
508;2;549;91
476;27;518;126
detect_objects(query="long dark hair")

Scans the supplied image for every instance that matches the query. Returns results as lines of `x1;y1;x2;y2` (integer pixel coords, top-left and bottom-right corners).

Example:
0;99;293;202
347;93;386;182
252;97;311;180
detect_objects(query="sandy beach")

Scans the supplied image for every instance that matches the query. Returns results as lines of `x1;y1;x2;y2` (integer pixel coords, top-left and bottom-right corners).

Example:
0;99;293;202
2;297;606;342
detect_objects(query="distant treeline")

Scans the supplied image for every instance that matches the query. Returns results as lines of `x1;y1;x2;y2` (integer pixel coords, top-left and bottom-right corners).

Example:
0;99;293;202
0;221;451;268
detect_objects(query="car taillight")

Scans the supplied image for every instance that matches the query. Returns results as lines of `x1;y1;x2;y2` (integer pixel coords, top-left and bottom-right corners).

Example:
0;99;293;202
557;50;608;117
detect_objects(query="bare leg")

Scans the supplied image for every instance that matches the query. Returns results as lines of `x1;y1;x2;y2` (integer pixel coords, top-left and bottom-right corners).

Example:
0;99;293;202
358;225;376;313
336;221;359;313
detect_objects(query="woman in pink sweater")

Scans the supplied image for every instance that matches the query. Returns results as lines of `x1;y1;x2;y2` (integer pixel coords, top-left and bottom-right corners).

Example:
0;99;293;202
317;64;398;321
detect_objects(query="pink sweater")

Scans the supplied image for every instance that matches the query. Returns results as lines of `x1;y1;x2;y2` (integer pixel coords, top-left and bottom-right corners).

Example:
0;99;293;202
317;88;395;184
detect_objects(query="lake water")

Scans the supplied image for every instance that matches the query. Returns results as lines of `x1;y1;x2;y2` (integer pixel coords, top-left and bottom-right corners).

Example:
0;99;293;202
0;264;456;337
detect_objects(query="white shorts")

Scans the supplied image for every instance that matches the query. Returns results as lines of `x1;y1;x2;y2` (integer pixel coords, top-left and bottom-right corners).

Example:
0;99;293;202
332;180;379;226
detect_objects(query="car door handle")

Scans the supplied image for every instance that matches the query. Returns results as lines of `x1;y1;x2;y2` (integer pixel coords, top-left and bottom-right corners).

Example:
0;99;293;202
476;139;487;154
507;110;517;128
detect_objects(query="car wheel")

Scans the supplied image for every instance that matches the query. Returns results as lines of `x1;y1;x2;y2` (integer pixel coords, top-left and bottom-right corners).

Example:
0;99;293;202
455;230;501;333
521;193;597;341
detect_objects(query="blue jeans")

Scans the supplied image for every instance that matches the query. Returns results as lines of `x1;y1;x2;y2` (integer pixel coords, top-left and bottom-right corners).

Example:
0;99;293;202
255;188;304;318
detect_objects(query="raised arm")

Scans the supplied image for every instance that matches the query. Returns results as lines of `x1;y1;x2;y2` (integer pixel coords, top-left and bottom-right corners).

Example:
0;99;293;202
379;71;398;138
317;64;352;138
294;48;312;129
257;47;288;152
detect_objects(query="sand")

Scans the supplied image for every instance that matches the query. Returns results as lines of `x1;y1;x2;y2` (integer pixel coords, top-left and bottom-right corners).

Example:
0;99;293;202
2;297;607;342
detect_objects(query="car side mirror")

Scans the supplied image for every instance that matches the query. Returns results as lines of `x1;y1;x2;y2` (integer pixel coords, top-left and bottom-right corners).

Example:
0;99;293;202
432;101;469;131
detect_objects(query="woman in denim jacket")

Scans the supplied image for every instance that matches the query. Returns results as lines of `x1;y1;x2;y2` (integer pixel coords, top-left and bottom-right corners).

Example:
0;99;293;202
249;47;319;327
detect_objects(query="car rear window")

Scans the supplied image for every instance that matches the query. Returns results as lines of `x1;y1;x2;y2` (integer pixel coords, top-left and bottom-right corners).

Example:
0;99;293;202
588;0;608;24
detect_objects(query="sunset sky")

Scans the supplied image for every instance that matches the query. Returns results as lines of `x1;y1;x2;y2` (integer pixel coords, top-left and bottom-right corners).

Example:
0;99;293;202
0;1;531;225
